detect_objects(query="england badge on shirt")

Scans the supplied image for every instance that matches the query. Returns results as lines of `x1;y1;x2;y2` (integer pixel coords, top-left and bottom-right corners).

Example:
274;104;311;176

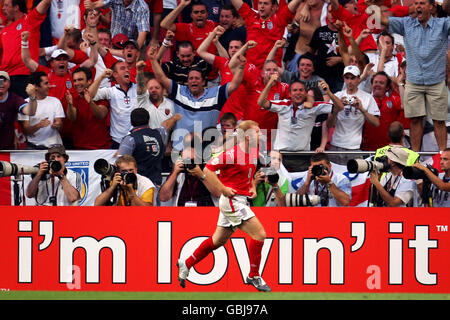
65;80;72;89
267;21;273;30
124;96;131;105
16;23;22;31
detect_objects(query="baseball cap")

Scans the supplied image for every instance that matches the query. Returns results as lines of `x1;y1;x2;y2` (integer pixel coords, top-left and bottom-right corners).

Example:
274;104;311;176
112;33;129;49
385;147;408;167
45;144;69;161
123;39;139;50
51;49;70;59
343;65;360;77
0;71;10;80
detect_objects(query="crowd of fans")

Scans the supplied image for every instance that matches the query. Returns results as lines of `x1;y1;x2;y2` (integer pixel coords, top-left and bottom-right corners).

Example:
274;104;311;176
0;0;449;207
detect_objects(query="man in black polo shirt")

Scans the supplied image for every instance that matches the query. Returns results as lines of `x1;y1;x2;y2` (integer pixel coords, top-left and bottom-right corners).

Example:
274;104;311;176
161;41;211;86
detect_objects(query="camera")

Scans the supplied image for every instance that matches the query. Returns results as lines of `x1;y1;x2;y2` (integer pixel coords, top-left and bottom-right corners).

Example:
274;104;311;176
0;161;39;177
311;164;327;177
94;158;117;177
347;97;356;105
285;193;320;206
261;167;279;184
120;171;137;185
183;163;197;171
347;156;390;174
402;165;438;180
47;160;62;173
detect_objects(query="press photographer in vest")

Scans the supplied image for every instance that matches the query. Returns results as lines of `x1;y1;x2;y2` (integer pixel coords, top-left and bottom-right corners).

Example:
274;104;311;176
369;146;420;207
26;145;81;206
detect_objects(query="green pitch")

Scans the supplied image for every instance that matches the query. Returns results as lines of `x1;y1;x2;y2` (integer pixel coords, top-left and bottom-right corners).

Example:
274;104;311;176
1;291;449;300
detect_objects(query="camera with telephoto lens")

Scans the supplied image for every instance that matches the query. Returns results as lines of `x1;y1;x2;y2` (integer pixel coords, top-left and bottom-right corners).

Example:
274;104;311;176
311;164;327;177
261;167;279;184
0;161;39;177
120;171;137;185
402;165;438;180
347;156;390;174
94;158;137;185
285;193;321;206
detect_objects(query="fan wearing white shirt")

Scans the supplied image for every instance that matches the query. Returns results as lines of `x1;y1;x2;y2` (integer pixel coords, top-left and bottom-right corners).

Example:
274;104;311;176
328;65;380;165
136;60;175;129
88;61;138;148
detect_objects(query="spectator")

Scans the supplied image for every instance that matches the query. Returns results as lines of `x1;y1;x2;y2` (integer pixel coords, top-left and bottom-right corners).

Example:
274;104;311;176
327;65;380;165
117;108;181;192
379;0;449;153
136;60;175;129
217;4;247;52
362;71;405;151
21;30;98;148
161;0;217;55
366;31;401;80
412;148;450;207
148;45;246;151
253;150;289;207
0;71;38;150
244;59;290;152
161;40;211;86
230;0;302;70
94;154;156;206
197;26;258;122
88;63;138;149
18;72;65;149
258;77;343;171
0;0;51;98
49;0;82;41
159;134;219;206
296;152;352;206
85;0;150;49
308;4;345;93
292;0;326;57
369;146;420;207
25;145;81;206
65;67;111;150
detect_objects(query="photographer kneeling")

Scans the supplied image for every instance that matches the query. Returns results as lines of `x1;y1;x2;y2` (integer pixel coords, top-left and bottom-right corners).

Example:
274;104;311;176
94;155;155;206
369;147;420;207
296;152;351;207
410;148;450;207
26;145;81;206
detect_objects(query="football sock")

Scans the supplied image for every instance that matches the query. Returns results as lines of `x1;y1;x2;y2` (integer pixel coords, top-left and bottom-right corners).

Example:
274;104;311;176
185;237;215;269
248;238;264;278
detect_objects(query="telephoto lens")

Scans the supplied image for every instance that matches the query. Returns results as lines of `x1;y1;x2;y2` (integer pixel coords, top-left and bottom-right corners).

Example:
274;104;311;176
48;160;62;172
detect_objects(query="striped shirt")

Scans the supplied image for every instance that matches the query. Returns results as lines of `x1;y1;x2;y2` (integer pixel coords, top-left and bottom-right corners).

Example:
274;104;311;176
162;56;211;86
103;0;150;39
388;16;450;85
169;80;229;150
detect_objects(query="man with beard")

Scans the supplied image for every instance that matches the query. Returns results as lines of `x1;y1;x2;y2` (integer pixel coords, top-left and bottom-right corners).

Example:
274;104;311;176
136;60;175;129
88;61;138;148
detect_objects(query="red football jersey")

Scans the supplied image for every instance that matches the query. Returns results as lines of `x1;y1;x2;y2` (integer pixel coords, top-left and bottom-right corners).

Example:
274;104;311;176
0;8;46;76
206;144;258;197
213;56;258;121
238;3;293;71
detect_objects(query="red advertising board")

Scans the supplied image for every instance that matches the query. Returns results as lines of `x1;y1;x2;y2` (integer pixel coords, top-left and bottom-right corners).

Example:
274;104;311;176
0;206;449;293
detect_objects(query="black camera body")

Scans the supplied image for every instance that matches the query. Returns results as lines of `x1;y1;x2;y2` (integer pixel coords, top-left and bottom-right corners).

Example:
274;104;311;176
120;171;137;185
261;167;279;184
402;165;438;180
311;164;327;177
48;160;62;173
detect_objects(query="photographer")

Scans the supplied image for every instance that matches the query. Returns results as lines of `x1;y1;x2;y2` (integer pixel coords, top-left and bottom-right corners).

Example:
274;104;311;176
296;152;351;207
411;148;450;207
159;134;218;206
94;155;155;206
25;145;81;206
369;147;420;207
253;150;288;207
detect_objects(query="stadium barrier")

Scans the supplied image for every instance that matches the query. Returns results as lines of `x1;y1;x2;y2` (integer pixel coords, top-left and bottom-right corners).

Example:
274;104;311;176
1;205;449;293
